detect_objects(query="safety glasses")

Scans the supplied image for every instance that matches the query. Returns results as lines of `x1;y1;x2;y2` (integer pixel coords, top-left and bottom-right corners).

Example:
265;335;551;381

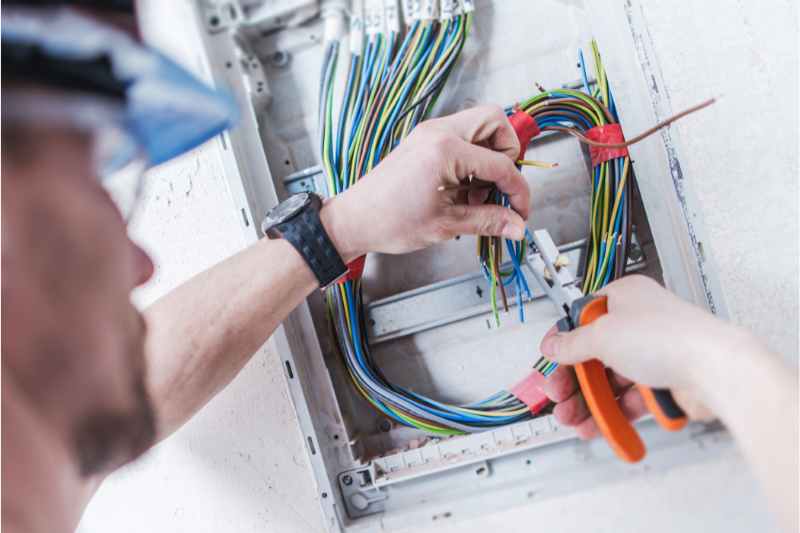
2;6;239;221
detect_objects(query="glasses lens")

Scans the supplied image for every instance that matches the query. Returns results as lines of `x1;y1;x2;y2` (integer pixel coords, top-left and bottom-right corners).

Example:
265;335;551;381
93;127;148;221
101;156;147;221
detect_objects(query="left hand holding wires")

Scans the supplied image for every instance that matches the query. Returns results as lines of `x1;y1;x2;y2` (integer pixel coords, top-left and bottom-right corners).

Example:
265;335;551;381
324;105;531;258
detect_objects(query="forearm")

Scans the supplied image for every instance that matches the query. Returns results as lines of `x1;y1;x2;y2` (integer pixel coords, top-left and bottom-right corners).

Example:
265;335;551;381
142;236;316;439
138;105;528;443
142;195;363;439
694;328;799;531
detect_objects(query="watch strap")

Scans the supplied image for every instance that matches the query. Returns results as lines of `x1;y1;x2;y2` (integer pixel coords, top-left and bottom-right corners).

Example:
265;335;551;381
273;201;347;287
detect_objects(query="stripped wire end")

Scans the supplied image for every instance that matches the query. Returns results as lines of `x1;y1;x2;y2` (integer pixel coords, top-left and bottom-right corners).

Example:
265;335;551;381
533;355;559;377
517;159;559;169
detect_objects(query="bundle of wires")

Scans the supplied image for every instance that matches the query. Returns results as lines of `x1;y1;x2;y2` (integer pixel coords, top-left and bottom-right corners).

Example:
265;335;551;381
519;42;714;377
513;41;632;376
318;1;537;435
319;17;711;433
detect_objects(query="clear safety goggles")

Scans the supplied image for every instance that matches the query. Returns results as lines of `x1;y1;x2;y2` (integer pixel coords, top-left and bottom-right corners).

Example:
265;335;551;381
2;6;239;221
3;89;149;221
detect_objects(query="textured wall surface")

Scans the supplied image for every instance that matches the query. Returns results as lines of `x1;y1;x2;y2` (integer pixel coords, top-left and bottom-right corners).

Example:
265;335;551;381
78;1;797;532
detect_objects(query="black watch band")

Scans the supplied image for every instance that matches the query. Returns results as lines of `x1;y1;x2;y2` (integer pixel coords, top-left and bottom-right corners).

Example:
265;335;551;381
261;193;347;288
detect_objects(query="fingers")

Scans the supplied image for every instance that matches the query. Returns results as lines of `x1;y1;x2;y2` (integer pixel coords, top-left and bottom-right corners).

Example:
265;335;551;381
548;364;647;442
672;388;715;421
467;183;491;205
558;387;648;440
542;365;578;402
539;316;612;366
618;386;648;421
607;368;634;392
442;203;525;240
450;140;530;218
553;391;591;427
426;105;520;161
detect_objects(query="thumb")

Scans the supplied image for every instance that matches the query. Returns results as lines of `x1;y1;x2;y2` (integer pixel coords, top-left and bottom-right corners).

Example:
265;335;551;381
539;319;609;365
444;204;526;240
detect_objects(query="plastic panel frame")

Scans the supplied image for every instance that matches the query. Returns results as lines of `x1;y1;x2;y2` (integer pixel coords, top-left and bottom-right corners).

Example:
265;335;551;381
186;1;730;531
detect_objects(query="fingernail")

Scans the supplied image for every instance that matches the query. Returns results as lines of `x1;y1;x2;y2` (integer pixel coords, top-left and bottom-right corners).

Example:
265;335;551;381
540;334;560;358
501;222;524;240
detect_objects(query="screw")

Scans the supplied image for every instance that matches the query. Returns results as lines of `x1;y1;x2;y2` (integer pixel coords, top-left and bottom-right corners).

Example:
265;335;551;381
342;474;353;486
209;15;220;27
270;50;290;68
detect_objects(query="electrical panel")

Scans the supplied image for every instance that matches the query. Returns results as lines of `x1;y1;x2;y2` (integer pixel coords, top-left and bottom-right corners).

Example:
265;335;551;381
188;1;729;530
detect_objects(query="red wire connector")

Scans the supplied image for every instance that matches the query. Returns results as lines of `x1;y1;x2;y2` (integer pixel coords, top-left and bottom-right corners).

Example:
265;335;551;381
508;110;541;160
340;255;366;283
585;123;629;166
510;371;550;414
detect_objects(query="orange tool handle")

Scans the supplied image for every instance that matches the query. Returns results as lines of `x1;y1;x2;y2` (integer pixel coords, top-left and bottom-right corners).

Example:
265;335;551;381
638;386;688;431
571;295;646;463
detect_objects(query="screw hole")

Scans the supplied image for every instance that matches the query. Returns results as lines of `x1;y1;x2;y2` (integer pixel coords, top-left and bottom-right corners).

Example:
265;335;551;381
321;492;328;499
209;15;220;26
307;436;317;455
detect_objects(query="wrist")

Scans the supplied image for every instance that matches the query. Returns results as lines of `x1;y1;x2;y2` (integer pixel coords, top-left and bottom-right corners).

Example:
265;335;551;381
688;320;763;407
319;193;367;264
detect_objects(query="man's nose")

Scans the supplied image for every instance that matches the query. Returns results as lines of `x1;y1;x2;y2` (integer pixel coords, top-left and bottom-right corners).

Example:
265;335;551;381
130;242;155;287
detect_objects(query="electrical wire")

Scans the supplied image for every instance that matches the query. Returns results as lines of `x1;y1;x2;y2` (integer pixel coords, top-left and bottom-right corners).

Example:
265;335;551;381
318;6;540;435
319;26;707;432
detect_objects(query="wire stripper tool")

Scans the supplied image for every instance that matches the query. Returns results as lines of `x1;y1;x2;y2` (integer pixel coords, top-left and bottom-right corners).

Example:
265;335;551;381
529;229;688;463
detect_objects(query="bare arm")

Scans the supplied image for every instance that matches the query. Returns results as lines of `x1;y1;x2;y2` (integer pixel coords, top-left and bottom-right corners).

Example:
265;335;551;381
141;106;530;441
540;275;799;531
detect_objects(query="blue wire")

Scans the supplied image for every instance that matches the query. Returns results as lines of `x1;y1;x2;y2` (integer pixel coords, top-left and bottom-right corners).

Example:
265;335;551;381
578;48;591;94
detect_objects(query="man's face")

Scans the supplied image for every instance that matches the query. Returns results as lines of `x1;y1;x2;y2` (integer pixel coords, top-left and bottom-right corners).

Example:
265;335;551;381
2;123;157;475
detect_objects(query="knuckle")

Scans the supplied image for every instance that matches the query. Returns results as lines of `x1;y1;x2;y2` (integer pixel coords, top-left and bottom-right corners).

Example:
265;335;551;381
478;210;508;235
620;274;656;292
428;130;457;153
434;206;467;239
413;119;439;137
478;104;506;122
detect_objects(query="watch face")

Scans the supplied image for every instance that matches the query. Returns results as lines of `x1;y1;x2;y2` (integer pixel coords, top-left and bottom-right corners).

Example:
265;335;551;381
262;192;311;231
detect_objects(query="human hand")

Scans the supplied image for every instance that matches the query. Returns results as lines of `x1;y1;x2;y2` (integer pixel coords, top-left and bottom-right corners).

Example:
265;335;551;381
538;275;749;438
320;105;530;261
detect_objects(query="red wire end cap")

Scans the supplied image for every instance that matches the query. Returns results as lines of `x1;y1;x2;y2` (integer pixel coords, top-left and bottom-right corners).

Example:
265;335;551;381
508;111;541;160
510;371;550;414
585;123;629;166
341;255;366;283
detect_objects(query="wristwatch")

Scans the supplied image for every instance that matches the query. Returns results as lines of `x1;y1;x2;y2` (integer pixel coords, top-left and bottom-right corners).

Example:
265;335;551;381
261;192;347;288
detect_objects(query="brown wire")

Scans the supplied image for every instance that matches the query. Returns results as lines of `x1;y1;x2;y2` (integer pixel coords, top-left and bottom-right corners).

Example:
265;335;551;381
544;97;717;149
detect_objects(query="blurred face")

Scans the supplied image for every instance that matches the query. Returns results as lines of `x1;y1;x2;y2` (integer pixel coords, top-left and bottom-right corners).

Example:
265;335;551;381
1;122;156;476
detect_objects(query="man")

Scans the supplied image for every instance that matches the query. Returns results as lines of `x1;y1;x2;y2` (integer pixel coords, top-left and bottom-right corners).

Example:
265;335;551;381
2;4;797;533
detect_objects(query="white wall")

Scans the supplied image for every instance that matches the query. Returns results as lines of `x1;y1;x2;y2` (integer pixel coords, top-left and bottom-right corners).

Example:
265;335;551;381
78;1;797;532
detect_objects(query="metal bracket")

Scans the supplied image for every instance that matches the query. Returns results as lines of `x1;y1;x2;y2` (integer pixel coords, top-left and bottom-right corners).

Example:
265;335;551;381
365;236;646;344
199;1;242;33
338;466;387;519
282;165;329;197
